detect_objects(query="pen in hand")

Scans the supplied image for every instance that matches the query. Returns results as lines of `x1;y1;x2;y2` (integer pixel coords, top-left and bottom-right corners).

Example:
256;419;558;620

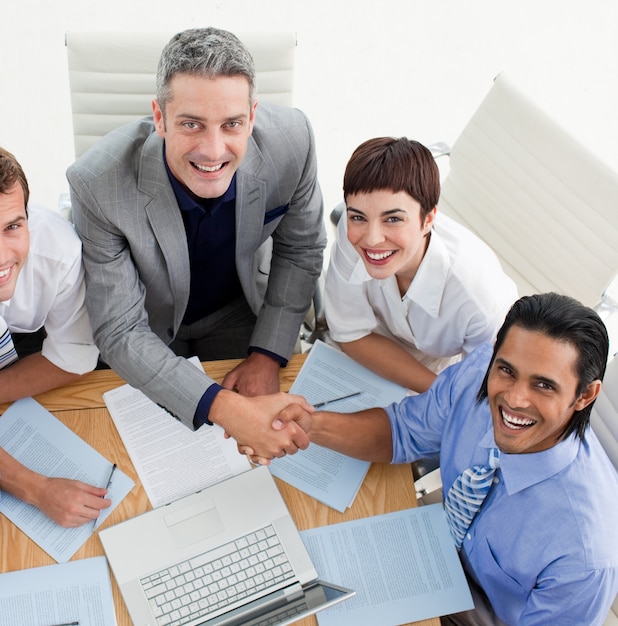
313;391;362;408
104;463;117;491
93;463;116;529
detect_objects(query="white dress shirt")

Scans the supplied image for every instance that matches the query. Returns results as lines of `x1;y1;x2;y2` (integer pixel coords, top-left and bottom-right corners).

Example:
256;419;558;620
325;212;518;376
0;205;98;374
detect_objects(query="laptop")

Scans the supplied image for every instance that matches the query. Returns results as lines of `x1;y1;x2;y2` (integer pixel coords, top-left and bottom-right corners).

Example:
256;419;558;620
99;465;354;626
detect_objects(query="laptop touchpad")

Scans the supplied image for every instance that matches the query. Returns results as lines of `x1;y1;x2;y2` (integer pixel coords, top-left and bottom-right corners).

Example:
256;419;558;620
164;497;224;550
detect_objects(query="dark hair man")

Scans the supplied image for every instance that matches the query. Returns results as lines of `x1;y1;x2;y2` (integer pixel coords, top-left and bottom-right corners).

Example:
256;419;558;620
258;293;618;624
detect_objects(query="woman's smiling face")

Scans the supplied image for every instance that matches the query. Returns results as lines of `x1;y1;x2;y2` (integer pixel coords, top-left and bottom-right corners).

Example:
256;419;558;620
345;189;436;286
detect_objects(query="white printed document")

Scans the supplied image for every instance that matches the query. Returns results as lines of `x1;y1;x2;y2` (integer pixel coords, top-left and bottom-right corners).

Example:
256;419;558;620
269;341;407;511
0;398;134;563
0;556;117;626
103;359;251;508
301;503;474;626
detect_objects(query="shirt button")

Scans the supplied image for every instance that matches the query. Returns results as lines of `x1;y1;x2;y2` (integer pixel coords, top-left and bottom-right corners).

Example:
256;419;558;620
493;477;499;484
466;533;472;541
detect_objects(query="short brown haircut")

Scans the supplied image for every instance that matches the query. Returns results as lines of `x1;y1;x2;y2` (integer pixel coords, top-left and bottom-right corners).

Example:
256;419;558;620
0;146;29;210
343;137;440;220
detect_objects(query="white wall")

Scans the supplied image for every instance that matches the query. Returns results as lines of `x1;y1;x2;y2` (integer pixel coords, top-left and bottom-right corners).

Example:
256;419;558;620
1;0;617;218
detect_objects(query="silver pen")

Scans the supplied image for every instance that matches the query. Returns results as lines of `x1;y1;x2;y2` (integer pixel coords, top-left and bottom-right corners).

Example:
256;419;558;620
313;391;362;408
92;463;116;530
104;463;117;489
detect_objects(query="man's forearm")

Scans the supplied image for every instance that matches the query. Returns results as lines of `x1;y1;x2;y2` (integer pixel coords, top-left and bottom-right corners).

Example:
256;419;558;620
0;447;42;506
310;408;393;463
0;353;82;404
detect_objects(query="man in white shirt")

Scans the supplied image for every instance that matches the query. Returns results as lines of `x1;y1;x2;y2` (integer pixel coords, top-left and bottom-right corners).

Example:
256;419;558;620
0;146;108;527
325;137;518;393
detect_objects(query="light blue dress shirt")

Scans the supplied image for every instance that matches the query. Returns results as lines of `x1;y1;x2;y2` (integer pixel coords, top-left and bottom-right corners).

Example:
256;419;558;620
387;344;618;625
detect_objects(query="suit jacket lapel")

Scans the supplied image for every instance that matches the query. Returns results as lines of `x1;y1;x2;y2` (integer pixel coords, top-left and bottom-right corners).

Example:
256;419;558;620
138;133;191;324
236;139;267;256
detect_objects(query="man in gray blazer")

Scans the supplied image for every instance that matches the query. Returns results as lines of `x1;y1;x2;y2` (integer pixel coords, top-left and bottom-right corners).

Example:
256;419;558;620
67;28;325;460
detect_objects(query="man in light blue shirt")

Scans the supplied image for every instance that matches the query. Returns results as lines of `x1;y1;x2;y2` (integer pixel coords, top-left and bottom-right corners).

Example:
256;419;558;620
263;293;618;625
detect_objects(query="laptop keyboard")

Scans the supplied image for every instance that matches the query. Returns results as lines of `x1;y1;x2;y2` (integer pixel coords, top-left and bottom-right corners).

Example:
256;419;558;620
141;524;296;626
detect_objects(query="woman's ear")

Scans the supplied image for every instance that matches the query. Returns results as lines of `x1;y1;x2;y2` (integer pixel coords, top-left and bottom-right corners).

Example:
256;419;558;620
423;206;438;234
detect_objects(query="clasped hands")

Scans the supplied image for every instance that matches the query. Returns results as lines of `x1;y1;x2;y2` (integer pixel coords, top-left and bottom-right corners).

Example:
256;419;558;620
241;402;315;465
215;352;315;464
212;389;315;465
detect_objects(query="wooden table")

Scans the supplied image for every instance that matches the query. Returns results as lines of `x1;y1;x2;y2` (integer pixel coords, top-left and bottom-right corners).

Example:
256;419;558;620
0;355;439;626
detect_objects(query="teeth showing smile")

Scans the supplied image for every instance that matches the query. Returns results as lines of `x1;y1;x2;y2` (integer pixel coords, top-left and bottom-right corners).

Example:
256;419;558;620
365;250;395;261
193;162;224;172
0;267;10;278
501;408;535;430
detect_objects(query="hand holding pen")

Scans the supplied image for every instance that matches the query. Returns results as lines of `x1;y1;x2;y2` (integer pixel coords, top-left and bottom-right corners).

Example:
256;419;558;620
33;473;113;528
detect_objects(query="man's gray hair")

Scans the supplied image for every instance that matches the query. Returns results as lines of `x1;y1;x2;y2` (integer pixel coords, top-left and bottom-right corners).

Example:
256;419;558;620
156;27;256;111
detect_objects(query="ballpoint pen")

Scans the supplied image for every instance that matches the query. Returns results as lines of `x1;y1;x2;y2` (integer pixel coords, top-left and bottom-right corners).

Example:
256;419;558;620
93;463;116;530
104;463;117;490
313;391;362;408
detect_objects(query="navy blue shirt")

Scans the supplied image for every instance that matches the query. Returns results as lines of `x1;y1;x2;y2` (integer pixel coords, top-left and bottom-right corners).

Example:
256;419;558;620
165;161;242;325
163;149;285;427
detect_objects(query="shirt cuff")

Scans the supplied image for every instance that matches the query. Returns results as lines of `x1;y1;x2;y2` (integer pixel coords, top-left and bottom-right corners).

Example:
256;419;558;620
248;346;288;367
193;383;224;429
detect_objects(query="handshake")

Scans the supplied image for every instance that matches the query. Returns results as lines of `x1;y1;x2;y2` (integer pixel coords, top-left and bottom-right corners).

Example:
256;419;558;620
208;353;389;467
210;390;317;465
209;387;390;467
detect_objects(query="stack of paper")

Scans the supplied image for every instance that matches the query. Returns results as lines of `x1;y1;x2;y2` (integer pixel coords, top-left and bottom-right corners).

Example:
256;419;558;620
0;398;134;562
102;358;251;508
269;341;408;511
0;556;117;626
301;504;474;625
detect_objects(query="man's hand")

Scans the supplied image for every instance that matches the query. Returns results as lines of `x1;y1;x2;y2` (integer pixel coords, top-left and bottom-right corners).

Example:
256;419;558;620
238;403;314;465
274;403;314;434
240;405;394;465
210;391;313;463
34;477;111;528
222;352;281;396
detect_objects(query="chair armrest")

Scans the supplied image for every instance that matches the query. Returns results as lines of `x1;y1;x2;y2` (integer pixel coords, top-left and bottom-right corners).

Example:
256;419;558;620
428;141;451;159
595;273;618;359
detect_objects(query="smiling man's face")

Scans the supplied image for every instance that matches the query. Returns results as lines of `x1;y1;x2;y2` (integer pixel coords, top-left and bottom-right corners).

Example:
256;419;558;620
487;325;596;454
0;183;29;303
153;73;256;199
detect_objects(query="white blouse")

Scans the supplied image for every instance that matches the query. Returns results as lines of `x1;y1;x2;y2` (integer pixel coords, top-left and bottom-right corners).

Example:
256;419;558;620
325;211;518;376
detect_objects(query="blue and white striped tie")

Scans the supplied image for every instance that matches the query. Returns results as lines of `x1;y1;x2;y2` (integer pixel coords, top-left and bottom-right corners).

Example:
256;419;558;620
0;318;18;369
444;447;500;549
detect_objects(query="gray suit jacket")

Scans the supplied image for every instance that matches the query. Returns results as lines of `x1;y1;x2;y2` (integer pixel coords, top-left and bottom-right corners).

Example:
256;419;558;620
67;103;326;429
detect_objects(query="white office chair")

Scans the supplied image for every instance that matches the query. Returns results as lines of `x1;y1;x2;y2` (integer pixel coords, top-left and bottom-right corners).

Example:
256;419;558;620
438;73;618;309
64;31;326;351
590;355;618;625
591;356;618;474
407;76;618;519
65;31;296;158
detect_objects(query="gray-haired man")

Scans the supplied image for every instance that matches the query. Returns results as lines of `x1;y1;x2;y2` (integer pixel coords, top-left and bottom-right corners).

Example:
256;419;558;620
67;28;324;459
